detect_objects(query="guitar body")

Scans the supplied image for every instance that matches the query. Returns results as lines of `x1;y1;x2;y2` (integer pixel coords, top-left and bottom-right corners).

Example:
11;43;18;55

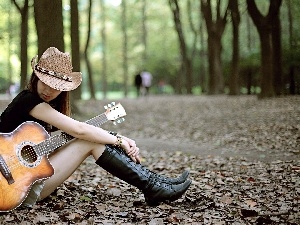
0;102;126;212
0;122;54;212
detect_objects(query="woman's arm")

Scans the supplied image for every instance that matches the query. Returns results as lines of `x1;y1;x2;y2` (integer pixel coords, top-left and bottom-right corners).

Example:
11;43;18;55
29;102;140;162
29;102;118;145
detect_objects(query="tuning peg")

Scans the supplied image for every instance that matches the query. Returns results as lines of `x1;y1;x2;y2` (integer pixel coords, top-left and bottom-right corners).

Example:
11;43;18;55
117;118;125;123
104;105;108;109
113;121;117;125
111;102;116;106
107;104;112;108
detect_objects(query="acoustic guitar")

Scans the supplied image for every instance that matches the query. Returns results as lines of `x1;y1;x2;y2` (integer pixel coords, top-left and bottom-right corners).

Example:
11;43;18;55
0;102;126;212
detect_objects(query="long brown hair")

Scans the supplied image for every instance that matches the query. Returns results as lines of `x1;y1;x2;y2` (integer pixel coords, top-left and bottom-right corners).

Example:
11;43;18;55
26;72;71;116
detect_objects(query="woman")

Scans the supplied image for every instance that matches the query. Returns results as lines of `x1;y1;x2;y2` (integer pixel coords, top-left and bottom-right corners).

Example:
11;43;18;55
0;47;191;209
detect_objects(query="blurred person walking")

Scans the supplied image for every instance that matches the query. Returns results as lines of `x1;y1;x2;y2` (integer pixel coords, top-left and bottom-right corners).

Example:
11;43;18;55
141;70;153;96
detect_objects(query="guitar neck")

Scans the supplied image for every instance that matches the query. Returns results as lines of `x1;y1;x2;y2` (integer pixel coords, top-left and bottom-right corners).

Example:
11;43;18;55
34;113;108;156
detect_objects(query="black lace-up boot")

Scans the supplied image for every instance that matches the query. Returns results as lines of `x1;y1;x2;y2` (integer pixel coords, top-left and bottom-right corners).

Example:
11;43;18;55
96;145;191;206
139;166;189;185
110;145;189;184
106;132;189;184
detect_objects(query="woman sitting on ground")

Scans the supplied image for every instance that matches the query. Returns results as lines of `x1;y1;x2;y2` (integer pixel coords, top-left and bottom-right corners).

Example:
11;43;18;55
0;47;191;209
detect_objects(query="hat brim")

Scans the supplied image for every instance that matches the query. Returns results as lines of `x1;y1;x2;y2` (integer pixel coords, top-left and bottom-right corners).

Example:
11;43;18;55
35;71;82;91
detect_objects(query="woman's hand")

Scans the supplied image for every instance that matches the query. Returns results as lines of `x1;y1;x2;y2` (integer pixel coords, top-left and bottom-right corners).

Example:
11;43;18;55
120;136;141;163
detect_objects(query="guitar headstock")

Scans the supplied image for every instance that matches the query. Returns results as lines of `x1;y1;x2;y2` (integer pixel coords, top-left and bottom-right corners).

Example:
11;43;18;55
104;102;126;125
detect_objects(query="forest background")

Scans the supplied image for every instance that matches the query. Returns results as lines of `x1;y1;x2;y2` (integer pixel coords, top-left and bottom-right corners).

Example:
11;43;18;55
0;0;300;100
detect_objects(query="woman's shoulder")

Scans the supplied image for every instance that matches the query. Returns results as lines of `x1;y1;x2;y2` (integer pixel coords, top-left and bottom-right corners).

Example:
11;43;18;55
8;90;44;110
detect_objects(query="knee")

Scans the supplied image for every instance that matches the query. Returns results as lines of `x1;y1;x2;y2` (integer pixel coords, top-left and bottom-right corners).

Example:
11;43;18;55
67;139;105;157
90;142;106;159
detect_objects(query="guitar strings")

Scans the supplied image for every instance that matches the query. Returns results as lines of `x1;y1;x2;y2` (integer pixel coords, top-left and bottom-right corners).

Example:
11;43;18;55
36;115;108;156
2;145;36;171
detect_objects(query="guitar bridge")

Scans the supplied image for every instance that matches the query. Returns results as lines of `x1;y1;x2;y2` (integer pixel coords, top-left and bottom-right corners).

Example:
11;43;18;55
0;154;15;185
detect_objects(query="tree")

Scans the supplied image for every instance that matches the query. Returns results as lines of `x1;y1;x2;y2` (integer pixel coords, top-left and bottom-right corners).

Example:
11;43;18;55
121;0;129;97
286;0;296;95
246;0;282;98
228;0;240;95
198;3;207;93
100;0;108;99
187;0;203;91
201;0;228;94
169;0;193;94
11;0;29;89
245;13;253;95
34;0;64;56
70;0;82;100
84;0;95;99
272;5;283;95
141;0;147;64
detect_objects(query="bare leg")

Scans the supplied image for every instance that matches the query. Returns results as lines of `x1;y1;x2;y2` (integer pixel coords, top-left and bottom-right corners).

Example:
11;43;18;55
39;139;105;199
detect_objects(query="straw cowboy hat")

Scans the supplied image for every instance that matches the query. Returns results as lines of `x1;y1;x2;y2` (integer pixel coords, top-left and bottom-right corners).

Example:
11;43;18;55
31;47;82;91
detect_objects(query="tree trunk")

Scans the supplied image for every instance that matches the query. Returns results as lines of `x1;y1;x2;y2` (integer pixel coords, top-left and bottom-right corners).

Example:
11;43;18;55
287;0;295;95
121;0;129;97
100;0;108;99
201;0;227;95
84;0;95;99
247;69;252;95
141;0;147;64
259;31;275;98
228;0;240;95
11;0;29;89
199;11;207;93
272;13;282;95
169;0;193;94
246;0;282;98
207;32;224;94
70;0;82;100
187;0;198;58
246;13;252;94
187;0;199;88
34;0;64;55
7;4;12;84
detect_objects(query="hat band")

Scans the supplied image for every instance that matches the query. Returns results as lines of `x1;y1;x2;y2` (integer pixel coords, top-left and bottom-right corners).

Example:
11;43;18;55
35;64;72;82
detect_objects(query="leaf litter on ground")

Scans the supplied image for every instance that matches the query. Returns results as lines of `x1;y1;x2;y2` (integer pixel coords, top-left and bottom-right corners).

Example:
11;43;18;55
0;95;299;224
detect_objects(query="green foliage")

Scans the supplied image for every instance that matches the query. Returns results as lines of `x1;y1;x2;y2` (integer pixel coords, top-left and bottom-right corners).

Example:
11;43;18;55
283;47;300;67
0;1;20;83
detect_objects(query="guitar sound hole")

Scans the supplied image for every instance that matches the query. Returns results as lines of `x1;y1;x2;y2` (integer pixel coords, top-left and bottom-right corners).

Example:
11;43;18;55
20;145;38;163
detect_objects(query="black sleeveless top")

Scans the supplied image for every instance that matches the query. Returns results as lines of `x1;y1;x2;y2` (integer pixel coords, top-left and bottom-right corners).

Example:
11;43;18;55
0;90;47;133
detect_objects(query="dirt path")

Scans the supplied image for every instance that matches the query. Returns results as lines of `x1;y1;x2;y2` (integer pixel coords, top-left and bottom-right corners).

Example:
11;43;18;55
135;137;296;162
94;95;299;163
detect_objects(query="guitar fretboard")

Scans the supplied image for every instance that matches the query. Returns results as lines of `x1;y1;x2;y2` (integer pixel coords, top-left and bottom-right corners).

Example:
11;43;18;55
34;113;108;156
